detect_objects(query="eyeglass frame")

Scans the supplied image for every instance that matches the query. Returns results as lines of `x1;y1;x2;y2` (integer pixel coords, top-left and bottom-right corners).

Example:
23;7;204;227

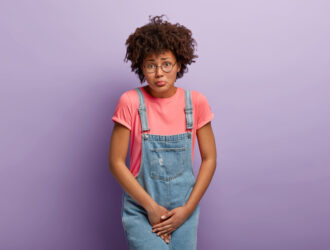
142;61;178;74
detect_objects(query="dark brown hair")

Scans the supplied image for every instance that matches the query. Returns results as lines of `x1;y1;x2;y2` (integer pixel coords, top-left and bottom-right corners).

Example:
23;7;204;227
124;15;198;83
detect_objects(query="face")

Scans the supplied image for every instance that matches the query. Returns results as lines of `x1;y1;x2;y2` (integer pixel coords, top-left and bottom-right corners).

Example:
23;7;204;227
141;50;181;98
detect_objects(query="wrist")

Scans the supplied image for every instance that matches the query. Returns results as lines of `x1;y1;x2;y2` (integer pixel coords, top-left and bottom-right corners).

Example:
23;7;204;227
144;199;158;213
183;203;195;215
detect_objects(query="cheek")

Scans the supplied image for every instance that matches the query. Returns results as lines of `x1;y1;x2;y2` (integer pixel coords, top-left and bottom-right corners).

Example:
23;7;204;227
144;74;152;82
170;72;177;80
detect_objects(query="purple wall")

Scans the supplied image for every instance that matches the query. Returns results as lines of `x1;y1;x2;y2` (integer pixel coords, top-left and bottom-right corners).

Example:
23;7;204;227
1;1;329;249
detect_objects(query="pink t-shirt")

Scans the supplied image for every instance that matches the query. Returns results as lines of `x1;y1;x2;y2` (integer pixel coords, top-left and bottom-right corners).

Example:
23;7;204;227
112;86;214;177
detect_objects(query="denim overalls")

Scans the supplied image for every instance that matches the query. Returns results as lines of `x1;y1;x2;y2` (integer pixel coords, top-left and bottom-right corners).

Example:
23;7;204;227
121;87;200;250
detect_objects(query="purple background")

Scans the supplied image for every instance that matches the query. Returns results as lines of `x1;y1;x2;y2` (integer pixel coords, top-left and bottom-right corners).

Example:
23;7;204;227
1;1;330;249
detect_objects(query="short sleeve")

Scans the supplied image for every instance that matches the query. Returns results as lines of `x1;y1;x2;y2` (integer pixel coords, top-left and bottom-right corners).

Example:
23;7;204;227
112;92;132;130
196;93;214;129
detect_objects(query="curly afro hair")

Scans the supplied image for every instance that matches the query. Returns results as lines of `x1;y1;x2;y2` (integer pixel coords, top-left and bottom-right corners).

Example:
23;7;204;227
124;14;198;83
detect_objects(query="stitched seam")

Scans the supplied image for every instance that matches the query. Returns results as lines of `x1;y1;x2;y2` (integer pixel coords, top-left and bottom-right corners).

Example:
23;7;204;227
150;146;186;152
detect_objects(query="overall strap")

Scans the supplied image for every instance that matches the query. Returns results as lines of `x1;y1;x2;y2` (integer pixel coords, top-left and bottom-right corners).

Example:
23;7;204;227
184;89;194;130
135;87;150;132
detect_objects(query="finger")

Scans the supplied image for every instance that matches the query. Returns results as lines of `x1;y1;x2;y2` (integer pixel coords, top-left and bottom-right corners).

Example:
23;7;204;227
164;237;170;244
157;227;173;236
152;218;173;229
165;233;171;239
155;228;172;237
161;210;175;220
162;237;169;244
160;229;175;240
157;228;171;236
164;233;171;244
159;234;169;243
153;224;172;233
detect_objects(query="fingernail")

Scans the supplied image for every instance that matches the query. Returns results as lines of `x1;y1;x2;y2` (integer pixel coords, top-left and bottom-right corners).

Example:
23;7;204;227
161;215;165;219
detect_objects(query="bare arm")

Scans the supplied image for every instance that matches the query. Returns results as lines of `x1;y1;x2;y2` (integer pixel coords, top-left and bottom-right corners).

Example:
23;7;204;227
184;121;217;213
108;122;172;243
151;122;217;235
108;122;157;211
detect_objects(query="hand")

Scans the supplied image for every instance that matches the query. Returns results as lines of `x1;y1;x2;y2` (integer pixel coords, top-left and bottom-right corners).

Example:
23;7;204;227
151;206;191;236
146;204;172;244
161;233;171;244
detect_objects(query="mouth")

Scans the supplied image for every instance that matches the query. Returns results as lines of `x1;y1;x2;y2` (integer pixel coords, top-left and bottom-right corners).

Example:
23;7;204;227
155;81;166;86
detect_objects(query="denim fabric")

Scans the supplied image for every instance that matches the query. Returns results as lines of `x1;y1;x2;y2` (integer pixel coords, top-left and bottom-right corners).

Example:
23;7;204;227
121;88;200;250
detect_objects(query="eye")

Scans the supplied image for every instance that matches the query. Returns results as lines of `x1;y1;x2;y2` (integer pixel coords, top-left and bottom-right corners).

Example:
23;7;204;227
163;61;172;67
146;63;155;69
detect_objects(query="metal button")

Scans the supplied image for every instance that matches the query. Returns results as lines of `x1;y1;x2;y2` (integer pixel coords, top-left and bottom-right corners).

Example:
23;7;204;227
144;134;148;140
187;133;191;139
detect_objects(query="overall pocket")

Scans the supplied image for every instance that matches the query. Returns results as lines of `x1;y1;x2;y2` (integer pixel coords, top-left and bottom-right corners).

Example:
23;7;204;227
150;146;186;181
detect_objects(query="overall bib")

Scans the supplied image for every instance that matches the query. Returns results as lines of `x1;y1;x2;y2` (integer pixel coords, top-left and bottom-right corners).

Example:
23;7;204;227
121;87;200;250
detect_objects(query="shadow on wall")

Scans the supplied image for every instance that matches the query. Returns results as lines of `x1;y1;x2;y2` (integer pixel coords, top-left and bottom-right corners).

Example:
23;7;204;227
103;78;132;250
76;76;133;249
106;175;127;249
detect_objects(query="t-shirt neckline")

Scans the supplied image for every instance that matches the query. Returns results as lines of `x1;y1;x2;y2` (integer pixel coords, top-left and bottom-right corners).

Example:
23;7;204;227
140;86;180;104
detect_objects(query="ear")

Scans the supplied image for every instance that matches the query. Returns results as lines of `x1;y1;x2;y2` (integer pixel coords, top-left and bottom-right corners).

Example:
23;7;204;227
177;62;181;72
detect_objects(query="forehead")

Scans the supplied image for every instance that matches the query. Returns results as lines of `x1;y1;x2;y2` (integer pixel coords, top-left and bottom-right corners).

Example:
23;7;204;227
144;50;175;61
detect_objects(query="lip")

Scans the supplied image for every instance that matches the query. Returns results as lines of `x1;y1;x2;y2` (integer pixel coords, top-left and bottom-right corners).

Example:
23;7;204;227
156;81;166;86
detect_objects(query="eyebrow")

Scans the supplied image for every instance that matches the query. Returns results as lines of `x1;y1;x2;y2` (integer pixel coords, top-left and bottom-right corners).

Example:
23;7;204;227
145;57;170;61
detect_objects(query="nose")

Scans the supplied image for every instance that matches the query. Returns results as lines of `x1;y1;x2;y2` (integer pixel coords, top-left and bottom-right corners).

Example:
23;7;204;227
155;65;163;76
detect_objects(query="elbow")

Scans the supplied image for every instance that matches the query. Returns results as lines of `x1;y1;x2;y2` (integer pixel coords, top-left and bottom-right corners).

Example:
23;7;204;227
108;157;117;174
201;156;217;168
108;158;125;175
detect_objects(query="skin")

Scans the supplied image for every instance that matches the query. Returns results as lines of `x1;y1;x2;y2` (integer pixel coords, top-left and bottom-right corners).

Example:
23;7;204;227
109;50;217;244
141;50;181;98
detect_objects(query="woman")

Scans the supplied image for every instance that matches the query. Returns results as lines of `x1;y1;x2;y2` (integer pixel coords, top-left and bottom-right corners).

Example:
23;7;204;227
109;15;217;250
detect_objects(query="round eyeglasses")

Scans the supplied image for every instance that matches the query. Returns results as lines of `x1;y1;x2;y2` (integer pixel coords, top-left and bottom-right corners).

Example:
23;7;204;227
143;61;177;73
